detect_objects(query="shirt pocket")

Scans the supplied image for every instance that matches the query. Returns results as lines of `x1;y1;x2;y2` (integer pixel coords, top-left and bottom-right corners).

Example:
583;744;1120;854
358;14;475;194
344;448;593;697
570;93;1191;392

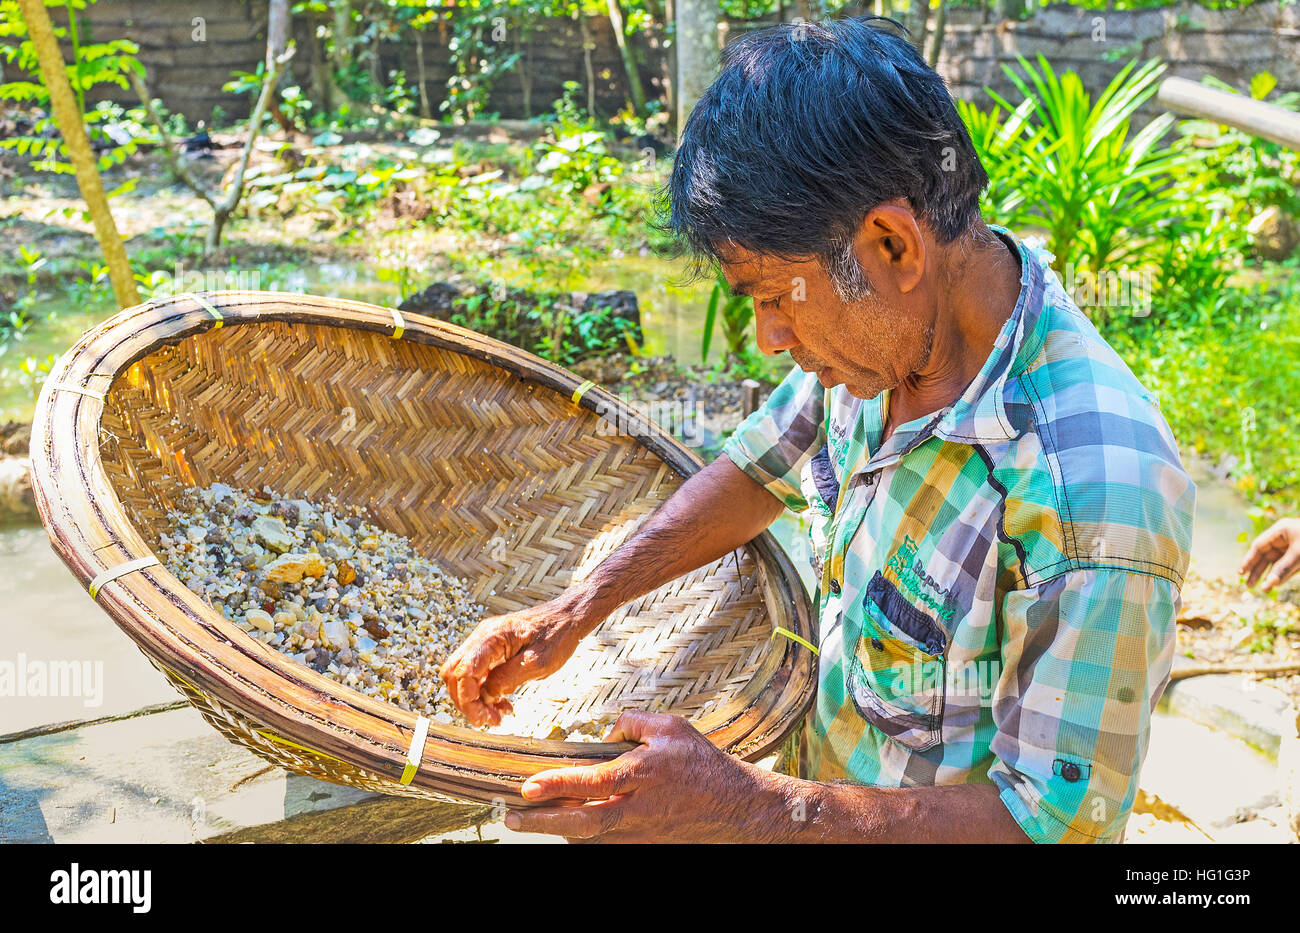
846;571;948;753
797;447;838;580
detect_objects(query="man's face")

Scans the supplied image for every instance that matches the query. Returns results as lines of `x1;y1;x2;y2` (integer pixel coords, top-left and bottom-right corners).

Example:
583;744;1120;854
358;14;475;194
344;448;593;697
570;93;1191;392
718;217;934;400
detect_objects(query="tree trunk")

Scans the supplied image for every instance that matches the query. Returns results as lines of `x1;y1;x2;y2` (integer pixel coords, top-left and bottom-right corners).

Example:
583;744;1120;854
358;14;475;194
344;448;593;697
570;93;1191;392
578;12;596;117
369;29;383;102
606;0;646;117
17;0;138;309
515;22;532;120
309;17;337;113
927;0;947;68
208;0;294;253
675;0;718;139
909;0;930;54
331;0;352;83
415;30;432;120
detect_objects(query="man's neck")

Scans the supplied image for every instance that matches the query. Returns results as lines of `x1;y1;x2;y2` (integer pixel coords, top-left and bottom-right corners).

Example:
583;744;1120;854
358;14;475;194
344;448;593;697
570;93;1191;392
883;227;1022;440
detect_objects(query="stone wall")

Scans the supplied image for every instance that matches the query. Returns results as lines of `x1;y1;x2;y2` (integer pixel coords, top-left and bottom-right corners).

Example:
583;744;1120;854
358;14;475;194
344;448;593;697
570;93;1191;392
2;0;1296;124
934;2;1300;113
0;0;666;123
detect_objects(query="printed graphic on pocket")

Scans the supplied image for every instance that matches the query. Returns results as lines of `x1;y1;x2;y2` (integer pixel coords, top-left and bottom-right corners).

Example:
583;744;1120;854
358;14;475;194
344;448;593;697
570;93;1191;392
846;572;947;752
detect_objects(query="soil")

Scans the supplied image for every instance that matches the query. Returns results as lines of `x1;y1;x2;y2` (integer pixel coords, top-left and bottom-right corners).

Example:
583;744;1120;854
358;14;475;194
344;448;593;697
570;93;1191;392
1176;570;1300;702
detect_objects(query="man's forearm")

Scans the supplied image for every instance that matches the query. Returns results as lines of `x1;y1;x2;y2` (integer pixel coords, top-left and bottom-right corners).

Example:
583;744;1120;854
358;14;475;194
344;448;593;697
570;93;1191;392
729;763;1033;843
560;453;786;635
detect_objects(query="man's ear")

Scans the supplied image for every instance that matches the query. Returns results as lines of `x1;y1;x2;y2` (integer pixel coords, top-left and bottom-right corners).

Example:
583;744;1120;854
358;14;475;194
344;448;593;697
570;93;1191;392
855;203;925;295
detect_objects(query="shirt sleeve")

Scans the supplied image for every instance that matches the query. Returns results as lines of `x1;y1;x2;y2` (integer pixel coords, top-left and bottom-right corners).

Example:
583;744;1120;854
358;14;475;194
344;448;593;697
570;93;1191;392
987;567;1180;843
720;364;826;514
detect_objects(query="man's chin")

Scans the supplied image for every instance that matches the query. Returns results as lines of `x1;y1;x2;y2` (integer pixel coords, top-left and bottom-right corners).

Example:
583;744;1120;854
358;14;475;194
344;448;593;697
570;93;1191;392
818;368;879;399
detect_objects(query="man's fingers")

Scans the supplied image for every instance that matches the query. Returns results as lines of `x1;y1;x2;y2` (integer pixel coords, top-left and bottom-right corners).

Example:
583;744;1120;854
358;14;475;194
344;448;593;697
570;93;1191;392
481;648;547;700
441;624;515;715
506;797;625;838
1263;542;1300;591
521;748;645;801
605;710;687;744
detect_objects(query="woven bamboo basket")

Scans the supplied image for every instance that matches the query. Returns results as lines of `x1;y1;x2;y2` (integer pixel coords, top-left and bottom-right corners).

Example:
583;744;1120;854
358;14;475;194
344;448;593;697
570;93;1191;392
28;291;816;806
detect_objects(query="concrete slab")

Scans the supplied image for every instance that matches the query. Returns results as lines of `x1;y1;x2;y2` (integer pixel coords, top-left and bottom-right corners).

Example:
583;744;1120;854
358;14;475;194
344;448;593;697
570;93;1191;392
0;705;487;843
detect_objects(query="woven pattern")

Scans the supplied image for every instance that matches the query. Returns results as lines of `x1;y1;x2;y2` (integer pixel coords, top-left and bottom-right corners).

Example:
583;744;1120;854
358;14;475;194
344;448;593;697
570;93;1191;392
102;321;772;747
32;293;815;804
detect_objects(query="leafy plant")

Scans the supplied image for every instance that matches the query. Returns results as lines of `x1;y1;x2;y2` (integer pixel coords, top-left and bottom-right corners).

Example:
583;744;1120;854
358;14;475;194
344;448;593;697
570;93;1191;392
0;0;144;175
1174;72;1300;247
989;56;1196;275
703;270;755;370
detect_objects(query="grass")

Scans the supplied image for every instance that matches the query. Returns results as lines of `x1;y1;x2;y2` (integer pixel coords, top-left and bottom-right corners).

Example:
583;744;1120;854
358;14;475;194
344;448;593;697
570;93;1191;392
1104;266;1300;520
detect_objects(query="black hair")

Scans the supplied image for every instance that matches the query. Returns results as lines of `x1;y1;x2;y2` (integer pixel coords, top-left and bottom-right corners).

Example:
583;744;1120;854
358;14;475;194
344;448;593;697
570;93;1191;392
656;15;989;298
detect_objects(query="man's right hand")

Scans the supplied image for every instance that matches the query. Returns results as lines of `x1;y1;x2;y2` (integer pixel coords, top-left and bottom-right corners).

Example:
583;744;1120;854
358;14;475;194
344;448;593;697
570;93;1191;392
440;595;591;727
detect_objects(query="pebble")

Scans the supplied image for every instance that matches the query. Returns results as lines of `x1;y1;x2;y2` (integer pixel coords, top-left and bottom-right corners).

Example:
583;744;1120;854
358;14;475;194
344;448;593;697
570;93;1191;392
246;608;275;632
159;483;488;723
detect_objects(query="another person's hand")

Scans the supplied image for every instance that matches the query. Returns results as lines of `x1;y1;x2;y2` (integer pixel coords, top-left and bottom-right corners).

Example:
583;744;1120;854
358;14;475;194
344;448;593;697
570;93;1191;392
440;596;589;727
1240;517;1300;591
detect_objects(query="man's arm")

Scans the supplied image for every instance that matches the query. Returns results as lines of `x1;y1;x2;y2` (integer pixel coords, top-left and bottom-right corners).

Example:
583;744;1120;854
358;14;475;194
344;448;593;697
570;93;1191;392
561;453;788;635
443;364;825;725
441;454;788;724
507;711;1031;842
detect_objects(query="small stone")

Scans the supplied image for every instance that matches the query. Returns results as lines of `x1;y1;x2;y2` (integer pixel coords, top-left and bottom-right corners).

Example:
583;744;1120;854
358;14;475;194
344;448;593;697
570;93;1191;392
337;560;356;586
270;500;300;525
320;619;348;648
251;515;295;553
245;608;275;632
263;552;327;583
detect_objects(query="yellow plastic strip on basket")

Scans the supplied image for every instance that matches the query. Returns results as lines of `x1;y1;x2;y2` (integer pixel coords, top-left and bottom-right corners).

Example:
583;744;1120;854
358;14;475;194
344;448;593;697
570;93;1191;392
88;555;160;600
161;665;199;692
771;626;819;656
50;383;106;402
182;291;225;329
571;379;596;406
390;306;405;340
256;729;346;764
400;715;431;785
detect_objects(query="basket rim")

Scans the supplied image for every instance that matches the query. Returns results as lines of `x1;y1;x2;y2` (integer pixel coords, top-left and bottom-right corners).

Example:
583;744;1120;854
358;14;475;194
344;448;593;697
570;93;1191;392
28;290;817;804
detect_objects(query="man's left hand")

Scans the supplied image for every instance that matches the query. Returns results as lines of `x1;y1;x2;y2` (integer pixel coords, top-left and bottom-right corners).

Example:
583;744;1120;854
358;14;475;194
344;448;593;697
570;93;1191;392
505;711;762;843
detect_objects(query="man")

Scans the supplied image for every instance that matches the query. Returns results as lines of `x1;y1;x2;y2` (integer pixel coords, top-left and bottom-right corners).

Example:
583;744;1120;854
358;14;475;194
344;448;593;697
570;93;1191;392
440;17;1196;843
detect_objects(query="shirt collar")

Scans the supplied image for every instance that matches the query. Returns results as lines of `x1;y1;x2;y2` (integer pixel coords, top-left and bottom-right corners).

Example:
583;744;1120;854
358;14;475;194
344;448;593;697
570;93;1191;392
928;224;1047;446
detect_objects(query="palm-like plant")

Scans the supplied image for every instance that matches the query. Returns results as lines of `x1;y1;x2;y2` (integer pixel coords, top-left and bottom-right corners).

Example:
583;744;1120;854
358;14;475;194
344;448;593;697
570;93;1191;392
984;56;1202;276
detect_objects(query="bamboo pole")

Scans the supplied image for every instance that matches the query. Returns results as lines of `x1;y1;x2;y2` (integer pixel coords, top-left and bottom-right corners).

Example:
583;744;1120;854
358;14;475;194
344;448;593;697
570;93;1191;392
1159;77;1300;150
16;0;139;309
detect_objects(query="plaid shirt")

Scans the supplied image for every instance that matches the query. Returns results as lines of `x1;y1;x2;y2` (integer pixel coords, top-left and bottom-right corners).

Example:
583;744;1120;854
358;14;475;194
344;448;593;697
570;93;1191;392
722;227;1195;843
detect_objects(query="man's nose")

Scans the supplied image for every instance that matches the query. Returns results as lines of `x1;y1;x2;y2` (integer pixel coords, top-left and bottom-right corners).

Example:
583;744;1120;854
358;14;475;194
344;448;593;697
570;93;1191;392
754;307;799;356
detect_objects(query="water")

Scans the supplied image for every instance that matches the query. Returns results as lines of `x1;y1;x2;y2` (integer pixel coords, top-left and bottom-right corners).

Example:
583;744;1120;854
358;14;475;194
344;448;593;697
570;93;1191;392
0;252;777;423
0;525;179;735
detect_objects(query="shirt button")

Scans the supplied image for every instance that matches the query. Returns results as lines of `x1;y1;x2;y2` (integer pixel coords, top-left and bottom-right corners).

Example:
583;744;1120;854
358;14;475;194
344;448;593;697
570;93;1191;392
1060;762;1082;783
871;637;884;651
829;579;841;595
